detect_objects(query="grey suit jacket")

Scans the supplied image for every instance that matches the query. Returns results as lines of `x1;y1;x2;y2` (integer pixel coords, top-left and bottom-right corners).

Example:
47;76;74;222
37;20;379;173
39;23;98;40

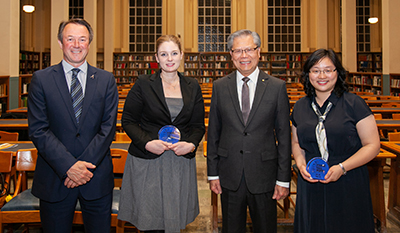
207;70;291;194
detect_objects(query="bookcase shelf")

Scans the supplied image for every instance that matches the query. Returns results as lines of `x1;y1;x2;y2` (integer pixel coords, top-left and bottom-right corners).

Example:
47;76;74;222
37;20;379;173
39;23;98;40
20;51;40;74
113;53;159;85
390;73;400;96
0;76;9;114
42;52;51;70
357;52;382;73
19;74;32;107
346;72;383;94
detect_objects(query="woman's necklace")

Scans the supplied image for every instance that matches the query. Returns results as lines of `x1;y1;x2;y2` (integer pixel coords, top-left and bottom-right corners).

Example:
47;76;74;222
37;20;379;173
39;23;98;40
161;74;179;89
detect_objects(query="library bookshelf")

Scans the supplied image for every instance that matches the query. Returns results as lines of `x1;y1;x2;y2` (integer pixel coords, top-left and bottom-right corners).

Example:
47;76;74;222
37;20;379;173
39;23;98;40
347;72;383;94
113;53;159;85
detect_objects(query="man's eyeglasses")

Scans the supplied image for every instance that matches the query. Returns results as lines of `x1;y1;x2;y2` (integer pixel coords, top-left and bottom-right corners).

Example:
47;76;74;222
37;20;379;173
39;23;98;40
231;47;259;56
309;69;337;76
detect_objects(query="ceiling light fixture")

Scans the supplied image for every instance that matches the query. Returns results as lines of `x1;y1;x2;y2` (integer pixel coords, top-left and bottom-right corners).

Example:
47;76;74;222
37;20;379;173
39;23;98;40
368;17;378;24
23;5;35;13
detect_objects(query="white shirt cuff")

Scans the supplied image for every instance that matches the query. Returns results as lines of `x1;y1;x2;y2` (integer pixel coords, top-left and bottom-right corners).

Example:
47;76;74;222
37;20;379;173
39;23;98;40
208;176;219;181
276;180;290;188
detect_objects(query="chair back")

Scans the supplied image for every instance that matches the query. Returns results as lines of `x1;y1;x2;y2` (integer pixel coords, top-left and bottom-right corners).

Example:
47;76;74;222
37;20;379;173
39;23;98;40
115;132;131;142
0;151;13;207
393;113;400;120
16;149;38;172
389;132;400;141
374;113;383;120
111;148;128;188
0;151;13;173
0;131;19;141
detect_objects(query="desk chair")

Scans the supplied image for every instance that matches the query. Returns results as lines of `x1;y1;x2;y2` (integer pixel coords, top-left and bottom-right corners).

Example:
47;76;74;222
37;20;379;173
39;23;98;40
389;132;400;141
115;132;131;142
0;149;39;233
0;151;13;208
0;131;18;141
393;113;400;120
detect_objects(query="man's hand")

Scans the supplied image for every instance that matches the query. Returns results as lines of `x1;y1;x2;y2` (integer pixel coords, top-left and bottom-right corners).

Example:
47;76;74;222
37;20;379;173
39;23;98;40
209;179;222;195
272;185;289;200
66;161;96;186
64;177;79;188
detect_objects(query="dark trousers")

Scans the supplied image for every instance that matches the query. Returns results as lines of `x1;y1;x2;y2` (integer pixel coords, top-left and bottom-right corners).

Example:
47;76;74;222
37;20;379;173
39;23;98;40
39;188;112;233
221;174;277;233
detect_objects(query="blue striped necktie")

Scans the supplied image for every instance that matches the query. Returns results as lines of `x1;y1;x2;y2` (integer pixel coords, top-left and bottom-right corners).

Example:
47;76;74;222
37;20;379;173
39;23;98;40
71;68;83;124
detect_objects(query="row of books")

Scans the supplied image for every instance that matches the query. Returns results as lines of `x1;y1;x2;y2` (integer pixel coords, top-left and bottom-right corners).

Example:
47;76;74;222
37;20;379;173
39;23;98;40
20;53;40;61
114;55;156;62
348;75;381;86
0;84;8;97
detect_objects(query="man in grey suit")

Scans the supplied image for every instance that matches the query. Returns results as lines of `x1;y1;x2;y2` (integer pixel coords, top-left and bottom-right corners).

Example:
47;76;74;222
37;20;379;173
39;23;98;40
207;29;291;233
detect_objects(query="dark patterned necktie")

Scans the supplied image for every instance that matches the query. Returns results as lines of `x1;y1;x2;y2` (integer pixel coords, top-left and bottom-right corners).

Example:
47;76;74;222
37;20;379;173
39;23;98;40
71;68;83;124
242;77;250;124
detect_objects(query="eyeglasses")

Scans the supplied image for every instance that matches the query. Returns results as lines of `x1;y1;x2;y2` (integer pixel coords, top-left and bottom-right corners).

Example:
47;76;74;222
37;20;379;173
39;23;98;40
309;69;337;76
231;47;259;56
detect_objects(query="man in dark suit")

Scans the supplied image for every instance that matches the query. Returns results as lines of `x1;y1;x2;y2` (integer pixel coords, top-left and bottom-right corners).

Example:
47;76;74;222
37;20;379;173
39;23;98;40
207;29;292;233
28;18;118;233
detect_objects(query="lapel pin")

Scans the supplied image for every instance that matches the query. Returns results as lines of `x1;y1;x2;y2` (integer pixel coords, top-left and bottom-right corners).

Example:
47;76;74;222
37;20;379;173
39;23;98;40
90;74;95;79
262;79;265;82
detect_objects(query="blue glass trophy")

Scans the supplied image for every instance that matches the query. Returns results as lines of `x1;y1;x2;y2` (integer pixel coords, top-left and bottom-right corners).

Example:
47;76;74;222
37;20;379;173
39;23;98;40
306;157;329;180
158;125;181;144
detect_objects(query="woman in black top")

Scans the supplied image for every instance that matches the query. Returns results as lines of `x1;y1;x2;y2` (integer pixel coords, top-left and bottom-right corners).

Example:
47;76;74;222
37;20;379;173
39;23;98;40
291;49;380;232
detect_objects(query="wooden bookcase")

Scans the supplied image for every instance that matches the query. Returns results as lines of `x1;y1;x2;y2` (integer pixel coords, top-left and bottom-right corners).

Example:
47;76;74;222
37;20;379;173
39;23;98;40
19;74;32;107
269;53;302;83
97;52;104;69
390;73;400;96
113;53;159;85
346;72;383;94
0;76;9;114
20;51;40;74
184;52;233;84
42;52;51;70
357;52;382;73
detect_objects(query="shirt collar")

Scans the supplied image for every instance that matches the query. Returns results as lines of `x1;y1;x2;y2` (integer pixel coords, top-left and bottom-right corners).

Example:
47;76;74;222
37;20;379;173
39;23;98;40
62;60;88;75
236;67;260;84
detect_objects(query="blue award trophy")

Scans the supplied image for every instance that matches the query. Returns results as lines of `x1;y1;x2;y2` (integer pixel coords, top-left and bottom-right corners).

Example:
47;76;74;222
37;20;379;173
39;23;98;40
158;125;181;144
306;157;329;180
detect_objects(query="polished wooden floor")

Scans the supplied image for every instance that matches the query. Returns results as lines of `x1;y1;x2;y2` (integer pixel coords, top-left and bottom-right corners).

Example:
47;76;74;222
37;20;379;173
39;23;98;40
4;140;400;232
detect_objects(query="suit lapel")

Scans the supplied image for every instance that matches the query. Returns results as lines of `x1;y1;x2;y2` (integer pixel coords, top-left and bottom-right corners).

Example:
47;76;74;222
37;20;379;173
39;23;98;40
149;71;171;119
79;65;98;127
52;63;78;126
246;71;269;125
174;73;192;123
227;72;244;125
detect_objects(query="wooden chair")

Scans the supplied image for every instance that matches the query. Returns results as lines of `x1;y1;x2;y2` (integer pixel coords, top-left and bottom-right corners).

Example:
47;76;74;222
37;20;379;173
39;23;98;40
0;149;39;233
0;149;135;233
374;114;386;138
0;131;19;141
389;132;400;141
362;96;378;100
115;132;131;142
0;151;13;208
393;113;400;120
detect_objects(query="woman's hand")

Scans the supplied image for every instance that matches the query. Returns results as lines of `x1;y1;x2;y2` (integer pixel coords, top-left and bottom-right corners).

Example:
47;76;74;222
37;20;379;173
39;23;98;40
168;142;195;156
145;140;172;155
298;164;319;183
320;165;344;184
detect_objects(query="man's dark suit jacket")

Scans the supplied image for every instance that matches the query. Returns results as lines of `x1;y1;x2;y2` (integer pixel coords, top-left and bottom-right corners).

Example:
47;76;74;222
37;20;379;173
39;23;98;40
207;70;291;194
28;62;119;202
122;71;205;160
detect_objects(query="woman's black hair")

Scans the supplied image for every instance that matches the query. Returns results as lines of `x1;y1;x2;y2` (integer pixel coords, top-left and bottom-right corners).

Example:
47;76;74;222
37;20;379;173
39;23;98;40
301;49;348;97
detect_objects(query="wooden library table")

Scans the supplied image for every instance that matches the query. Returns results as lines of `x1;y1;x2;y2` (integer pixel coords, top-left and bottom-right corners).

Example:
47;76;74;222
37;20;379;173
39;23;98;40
375;120;400;131
365;99;400;107
380;141;400;229
367;149;396;233
0;119;123;131
7;107;28;115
